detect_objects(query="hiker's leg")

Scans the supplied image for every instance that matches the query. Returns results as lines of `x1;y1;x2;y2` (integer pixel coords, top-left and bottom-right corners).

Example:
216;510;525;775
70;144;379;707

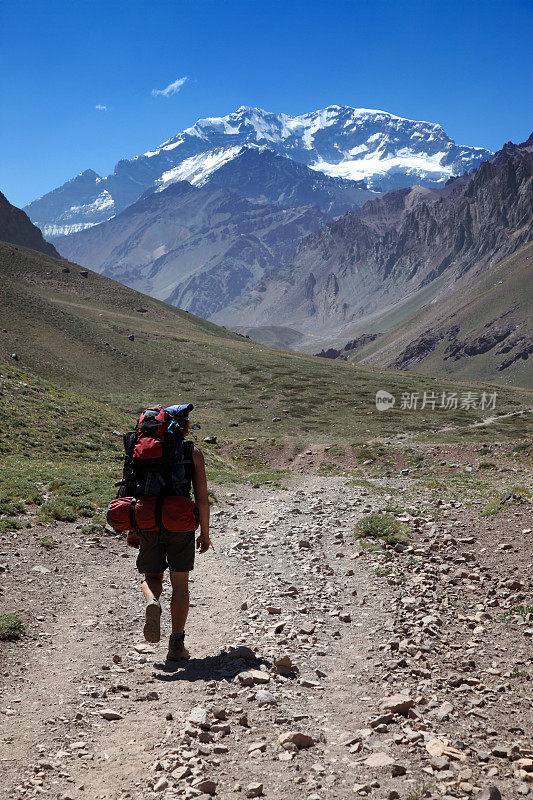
141;572;163;643
142;572;164;602
169;571;189;634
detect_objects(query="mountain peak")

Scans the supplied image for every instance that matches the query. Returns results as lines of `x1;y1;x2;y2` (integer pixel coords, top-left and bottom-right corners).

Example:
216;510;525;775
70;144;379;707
235;105;263;114
25;105;493;237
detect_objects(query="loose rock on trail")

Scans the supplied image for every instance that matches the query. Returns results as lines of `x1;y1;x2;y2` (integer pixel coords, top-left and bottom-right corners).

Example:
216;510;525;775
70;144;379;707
0;467;531;800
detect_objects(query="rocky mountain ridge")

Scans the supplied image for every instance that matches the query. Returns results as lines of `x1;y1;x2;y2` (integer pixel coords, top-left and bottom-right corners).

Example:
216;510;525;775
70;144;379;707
24;105;492;237
55;180;330;318
218;135;532;350
350;241;533;388
187;145;377;216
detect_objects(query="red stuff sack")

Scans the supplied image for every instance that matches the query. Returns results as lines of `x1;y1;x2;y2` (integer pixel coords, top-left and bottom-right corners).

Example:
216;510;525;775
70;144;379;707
107;496;199;533
161;496;200;532
132;407;171;462
106;497;138;531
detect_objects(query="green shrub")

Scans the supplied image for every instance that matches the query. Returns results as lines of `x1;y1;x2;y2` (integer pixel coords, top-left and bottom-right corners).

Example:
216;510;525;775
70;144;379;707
317;462;345;476
80;521;103;535
482;486;531;516
38;536;56;549
352;442;390;463
512;441;531;457
354;513;409;546
0;497;26;515
0;518;23;533
501;605;533;621
40;499;77;522
0;613;25;641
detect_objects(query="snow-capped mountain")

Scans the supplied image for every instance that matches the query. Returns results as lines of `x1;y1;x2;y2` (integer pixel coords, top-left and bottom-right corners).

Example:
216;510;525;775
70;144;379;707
25;105;492;238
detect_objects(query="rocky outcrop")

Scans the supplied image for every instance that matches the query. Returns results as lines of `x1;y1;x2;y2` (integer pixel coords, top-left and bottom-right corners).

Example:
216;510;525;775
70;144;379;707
315;333;380;359
444;326;514;361
0;191;59;257
497;338;533;370
392;331;445;369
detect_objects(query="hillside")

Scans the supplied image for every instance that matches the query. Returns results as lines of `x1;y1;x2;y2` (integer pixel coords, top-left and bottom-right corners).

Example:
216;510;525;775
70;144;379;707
0;191;59;257
23;105;491;238
1;241;532;800
348;242;533;388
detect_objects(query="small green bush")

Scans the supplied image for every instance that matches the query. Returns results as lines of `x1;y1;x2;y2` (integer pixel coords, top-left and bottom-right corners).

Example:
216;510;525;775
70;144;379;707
354;513;409;546
0;613;25;641
38;536;56;549
0;497;26;515
482;486;531;516
512;441;531;457
501;605;533;621
317;462;345;476
352;442;390;463
80;521;103;535
0;518;23;533
40;499;77;522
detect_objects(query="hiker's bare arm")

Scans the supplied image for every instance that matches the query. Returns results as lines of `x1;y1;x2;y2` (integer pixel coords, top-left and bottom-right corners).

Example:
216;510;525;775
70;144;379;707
192;446;210;553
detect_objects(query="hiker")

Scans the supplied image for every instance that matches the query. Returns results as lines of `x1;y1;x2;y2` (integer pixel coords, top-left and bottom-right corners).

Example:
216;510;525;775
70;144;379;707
110;403;210;661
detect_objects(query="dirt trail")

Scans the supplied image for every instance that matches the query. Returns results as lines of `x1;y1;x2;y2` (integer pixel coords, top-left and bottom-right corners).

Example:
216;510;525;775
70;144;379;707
1;471;531;800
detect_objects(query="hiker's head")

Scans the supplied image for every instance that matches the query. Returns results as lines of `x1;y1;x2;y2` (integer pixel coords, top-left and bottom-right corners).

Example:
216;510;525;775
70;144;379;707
165;403;193;437
180;417;192;436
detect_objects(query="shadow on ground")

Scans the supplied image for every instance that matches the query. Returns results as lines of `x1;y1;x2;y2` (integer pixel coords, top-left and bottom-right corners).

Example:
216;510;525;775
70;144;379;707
153;646;270;683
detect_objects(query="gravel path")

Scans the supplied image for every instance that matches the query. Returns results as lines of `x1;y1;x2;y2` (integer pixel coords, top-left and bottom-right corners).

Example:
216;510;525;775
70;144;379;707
1;472;531;800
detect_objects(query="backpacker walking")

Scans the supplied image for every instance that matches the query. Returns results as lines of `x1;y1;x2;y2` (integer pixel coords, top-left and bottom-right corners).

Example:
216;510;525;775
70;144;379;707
107;403;210;661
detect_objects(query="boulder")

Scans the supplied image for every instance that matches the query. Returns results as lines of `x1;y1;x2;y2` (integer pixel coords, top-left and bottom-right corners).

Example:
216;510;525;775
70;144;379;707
278;731;314;749
378;693;415;715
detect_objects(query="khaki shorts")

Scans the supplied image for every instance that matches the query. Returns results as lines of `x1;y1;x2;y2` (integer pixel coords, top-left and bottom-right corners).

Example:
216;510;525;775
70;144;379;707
136;529;195;574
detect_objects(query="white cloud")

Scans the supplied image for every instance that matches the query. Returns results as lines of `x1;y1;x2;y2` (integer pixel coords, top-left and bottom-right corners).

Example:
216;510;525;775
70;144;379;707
95;104;108;111
152;76;188;97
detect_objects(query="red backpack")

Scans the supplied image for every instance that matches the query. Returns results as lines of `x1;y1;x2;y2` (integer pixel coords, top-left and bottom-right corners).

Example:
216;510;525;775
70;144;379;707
133;406;173;463
117;406;193;497
107;406;198;537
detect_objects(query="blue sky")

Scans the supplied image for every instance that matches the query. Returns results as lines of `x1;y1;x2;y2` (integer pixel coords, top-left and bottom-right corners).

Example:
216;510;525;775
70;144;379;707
2;0;532;208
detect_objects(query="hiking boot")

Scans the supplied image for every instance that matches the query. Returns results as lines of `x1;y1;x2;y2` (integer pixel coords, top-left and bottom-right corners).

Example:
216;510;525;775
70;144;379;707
166;632;190;661
143;598;161;643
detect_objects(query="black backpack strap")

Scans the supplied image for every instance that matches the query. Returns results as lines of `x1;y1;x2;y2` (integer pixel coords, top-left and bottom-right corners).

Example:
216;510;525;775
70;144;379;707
155;496;168;534
123;431;136;456
129;498;142;535
182;440;195;481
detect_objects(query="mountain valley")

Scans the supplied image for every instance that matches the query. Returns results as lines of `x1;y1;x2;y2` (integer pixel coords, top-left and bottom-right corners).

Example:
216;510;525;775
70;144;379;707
54;179;330;318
